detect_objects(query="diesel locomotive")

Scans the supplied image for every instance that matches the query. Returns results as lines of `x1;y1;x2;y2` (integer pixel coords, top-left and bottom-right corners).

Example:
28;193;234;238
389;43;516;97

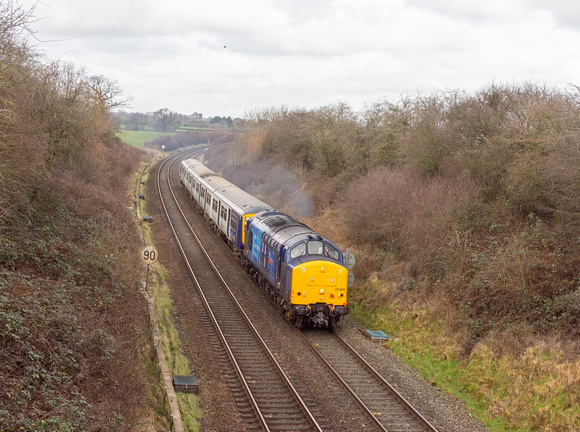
179;158;349;328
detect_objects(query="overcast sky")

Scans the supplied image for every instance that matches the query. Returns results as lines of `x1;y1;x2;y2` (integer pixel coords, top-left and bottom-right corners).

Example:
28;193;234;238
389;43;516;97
20;0;580;118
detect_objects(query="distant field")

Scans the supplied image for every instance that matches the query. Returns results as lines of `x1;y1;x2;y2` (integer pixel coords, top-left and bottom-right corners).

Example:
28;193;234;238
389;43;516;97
176;126;208;131
117;130;176;147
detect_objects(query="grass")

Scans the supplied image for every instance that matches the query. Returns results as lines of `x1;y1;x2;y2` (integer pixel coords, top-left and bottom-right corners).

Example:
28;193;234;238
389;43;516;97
147;261;201;431
118;128;211;147
118;130;177;147
139;164;202;432
348;275;580;432
176;126;210;131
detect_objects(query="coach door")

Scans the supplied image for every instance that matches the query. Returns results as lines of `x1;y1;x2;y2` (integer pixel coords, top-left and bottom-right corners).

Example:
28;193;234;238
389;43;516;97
199;187;206;208
204;190;211;213
219;204;230;236
193;181;200;201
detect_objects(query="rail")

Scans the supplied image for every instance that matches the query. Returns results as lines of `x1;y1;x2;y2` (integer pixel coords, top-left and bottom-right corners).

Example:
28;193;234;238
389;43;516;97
156;151;323;431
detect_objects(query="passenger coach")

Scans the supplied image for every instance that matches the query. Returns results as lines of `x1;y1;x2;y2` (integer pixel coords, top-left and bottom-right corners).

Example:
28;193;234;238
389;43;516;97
179;159;272;254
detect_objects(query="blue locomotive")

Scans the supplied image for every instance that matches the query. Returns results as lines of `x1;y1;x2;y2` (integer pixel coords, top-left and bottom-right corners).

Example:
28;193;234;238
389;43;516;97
179;158;349;328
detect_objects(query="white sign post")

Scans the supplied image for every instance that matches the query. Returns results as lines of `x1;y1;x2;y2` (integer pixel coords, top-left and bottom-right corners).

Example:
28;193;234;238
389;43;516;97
141;246;159;290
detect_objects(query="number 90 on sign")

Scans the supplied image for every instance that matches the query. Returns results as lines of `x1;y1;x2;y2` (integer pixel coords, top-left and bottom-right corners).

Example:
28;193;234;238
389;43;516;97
140;246;159;264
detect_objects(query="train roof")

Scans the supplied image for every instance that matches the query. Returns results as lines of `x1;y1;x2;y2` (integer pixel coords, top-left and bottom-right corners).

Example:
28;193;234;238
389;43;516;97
214;186;272;216
183;159;272;215
250;211;329;247
200;174;235;193
182;158;216;178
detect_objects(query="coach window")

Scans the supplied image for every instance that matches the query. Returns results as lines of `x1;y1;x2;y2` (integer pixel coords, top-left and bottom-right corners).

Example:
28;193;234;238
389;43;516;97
212;198;218;212
230;213;238;231
307;240;323;255
195;183;200;193
200;189;205;199
290;243;306;259
206;193;211;205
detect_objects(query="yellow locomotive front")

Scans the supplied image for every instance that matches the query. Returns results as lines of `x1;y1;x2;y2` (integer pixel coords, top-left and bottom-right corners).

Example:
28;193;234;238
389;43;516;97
290;260;349;328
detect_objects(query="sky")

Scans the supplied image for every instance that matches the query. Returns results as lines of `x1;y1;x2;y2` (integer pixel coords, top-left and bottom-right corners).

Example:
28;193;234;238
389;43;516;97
19;0;580;118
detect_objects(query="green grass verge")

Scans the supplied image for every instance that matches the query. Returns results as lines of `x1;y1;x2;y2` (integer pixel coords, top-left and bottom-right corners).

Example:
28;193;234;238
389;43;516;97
150;264;201;431
176;126;209;131
118;130;177;147
138;165;202;431
348;280;580;431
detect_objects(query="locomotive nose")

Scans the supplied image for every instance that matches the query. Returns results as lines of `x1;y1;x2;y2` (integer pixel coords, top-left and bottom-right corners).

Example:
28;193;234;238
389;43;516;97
291;261;348;306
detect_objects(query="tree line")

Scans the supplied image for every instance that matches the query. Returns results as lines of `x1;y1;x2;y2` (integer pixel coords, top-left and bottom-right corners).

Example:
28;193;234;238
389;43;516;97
114;109;235;132
209;84;580;340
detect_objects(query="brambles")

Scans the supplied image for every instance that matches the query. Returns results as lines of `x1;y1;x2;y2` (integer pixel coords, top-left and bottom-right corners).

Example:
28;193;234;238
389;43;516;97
206;82;580;430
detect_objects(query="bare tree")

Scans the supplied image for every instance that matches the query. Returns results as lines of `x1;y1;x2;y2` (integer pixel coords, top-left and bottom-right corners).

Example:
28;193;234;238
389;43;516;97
153;108;178;132
127;112;148;131
85;75;130;111
0;0;36;52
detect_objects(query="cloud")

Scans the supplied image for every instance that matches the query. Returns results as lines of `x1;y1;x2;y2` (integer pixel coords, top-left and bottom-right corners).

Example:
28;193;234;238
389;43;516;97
526;0;580;29
406;0;527;23
19;0;580;118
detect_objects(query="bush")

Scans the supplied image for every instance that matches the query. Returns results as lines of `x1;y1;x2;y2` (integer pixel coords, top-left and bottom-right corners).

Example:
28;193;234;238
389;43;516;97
232;83;580;339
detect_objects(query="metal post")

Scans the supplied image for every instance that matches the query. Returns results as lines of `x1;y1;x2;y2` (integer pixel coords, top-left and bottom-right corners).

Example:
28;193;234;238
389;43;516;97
145;264;150;291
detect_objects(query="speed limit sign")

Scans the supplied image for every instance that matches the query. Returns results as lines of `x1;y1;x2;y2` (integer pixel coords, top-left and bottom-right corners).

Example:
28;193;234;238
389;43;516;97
140;245;159;264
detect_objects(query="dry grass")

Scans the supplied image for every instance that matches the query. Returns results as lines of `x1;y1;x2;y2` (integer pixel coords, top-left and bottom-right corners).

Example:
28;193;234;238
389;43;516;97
350;275;580;431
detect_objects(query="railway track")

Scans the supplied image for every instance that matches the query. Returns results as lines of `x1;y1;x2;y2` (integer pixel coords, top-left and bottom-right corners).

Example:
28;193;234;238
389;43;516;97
155;149;441;431
156;150;323;431
301;329;438;432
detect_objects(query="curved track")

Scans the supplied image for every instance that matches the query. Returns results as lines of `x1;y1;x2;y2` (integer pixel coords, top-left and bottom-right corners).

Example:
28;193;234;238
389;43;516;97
156;150;322;431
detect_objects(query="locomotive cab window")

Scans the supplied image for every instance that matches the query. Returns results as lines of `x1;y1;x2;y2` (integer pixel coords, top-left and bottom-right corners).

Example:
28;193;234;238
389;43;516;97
307;240;323;255
324;244;340;260
290;243;306;259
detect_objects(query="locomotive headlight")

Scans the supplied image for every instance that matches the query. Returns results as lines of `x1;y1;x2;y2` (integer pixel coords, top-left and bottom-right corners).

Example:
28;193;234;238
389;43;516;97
319;289;325;294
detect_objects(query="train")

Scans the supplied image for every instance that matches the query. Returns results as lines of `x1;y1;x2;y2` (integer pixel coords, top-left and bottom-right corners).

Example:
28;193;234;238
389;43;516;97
178;158;349;328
